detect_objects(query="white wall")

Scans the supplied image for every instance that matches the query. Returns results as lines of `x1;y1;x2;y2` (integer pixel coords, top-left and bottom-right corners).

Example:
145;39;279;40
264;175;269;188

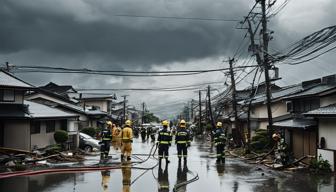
4;120;30;150
31;121;61;149
251;101;288;119
319;119;336;150
317;149;335;172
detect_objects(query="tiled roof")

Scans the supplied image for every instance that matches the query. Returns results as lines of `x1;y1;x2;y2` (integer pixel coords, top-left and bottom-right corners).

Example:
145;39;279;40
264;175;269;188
0;101;78;119
305;104;336;116
0;70;34;89
25;101;78;119
273;118;317;130
283;84;336;99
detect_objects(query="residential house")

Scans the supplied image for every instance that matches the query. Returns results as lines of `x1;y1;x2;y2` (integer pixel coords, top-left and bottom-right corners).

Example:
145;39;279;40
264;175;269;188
273;76;336;163
26;86;107;129
78;93;116;115
0;70;79;150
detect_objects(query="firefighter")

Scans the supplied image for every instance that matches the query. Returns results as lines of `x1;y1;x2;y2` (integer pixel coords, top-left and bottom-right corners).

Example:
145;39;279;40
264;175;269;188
101;170;111;192
175;119;191;163
273;132;289;165
213;121;226;163
140;126;147;141
100;122;113;160
158;163;169;192
157;120;172;165
112;123;122;151
121;120;133;161
122;162;132;192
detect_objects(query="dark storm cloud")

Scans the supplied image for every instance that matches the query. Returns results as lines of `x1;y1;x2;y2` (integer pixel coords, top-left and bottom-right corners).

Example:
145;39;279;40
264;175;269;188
0;0;250;67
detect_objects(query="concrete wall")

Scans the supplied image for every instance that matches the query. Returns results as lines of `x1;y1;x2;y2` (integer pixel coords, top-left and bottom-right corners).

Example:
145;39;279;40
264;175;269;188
4;120;30;150
320;95;336;107
317;149;335;172
31;121;62;149
319;118;336;150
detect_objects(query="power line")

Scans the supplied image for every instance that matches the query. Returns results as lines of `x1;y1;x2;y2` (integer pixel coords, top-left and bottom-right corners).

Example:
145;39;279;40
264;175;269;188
77;81;225;91
110;14;240;22
11;65;259;77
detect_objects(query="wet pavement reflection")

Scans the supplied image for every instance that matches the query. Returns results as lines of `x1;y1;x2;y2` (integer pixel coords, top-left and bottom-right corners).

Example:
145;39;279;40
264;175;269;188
1;137;335;192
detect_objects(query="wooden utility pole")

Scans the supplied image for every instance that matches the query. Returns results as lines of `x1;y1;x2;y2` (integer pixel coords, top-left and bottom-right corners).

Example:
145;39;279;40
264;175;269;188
260;0;274;143
121;95;129;126
199;90;202;134
191;99;194;121
207;85;215;130
142;102;145;124
229;58;242;145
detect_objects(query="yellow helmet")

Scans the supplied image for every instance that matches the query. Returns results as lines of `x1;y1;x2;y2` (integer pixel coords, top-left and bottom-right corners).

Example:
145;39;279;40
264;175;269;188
162;120;169;126
106;121;113;126
125;120;132;127
179;119;186;128
216;122;222;128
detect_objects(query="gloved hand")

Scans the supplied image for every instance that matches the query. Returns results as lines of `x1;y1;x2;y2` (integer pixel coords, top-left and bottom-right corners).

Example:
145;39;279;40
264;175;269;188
187;143;191;148
131;140;133;143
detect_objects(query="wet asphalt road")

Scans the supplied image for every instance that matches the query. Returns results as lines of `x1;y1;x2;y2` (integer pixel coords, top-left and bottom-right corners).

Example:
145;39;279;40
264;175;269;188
0;136;335;192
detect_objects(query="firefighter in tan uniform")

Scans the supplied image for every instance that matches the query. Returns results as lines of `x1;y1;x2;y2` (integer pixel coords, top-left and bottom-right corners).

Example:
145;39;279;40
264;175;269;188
111;123;122;150
121;120;133;161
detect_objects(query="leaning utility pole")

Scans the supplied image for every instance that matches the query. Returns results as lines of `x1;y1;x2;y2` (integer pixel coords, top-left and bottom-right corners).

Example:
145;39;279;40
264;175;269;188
199;90;202;134
229;58;241;145
260;0;274;143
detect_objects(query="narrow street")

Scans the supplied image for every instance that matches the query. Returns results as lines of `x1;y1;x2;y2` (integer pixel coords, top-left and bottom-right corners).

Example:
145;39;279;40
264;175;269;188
1;137;334;192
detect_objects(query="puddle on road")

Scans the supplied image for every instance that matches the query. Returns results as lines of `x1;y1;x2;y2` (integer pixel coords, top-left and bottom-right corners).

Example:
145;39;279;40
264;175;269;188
1;137;335;192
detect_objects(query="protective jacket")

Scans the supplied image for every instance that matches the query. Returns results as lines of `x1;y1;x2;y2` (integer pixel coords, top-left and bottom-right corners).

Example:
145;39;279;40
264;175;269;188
122;126;133;142
158;129;172;145
213;128;226;146
175;129;191;145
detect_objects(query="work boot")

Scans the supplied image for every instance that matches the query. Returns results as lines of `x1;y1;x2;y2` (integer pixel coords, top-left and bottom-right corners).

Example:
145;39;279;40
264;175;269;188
121;154;124;161
222;158;225;164
184;158;187;164
127;156;131;161
166;158;170;164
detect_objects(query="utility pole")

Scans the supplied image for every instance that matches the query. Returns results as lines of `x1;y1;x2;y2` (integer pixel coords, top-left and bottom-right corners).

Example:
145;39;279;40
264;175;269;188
207;85;215;130
229;58;241;145
191;99;194;122
142;102;145;124
260;0;274;143
121;95;129;126
199;90;202;134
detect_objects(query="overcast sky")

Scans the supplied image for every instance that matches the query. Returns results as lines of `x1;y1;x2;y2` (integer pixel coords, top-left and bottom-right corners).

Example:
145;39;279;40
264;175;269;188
1;0;335;119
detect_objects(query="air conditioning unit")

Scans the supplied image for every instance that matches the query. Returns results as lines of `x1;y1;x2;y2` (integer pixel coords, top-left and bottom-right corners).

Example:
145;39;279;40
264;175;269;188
286;101;293;112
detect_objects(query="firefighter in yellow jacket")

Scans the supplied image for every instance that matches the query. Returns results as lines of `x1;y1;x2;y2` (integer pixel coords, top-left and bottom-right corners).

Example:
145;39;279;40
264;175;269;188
121;120;133;161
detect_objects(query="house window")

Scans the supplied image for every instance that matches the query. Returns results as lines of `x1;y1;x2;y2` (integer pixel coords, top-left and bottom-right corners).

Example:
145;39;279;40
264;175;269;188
0;89;15;102
46;121;56;133
60;120;68;131
30;121;41;134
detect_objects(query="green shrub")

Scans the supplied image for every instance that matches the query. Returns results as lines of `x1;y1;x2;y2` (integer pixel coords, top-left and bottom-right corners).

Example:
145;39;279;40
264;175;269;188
54;130;69;144
250;129;269;151
81;127;97;137
310;155;331;173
